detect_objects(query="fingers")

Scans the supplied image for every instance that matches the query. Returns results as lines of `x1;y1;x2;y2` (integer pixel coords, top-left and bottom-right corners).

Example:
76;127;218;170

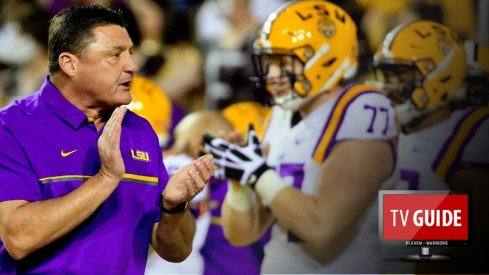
164;154;214;205
217;130;246;146
97;106;127;180
247;125;260;146
186;154;214;197
262;142;271;157
195;154;214;178
101;106;127;146
231;131;246;146
185;168;201;197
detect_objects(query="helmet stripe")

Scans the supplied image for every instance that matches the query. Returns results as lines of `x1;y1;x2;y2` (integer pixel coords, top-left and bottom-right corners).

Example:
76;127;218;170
305;44;331;70
319;58;353;92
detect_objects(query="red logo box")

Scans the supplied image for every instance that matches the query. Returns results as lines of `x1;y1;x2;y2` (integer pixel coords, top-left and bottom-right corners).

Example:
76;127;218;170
379;191;469;241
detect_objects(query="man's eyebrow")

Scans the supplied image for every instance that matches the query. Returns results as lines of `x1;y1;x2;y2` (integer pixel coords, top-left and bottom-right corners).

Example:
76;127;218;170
110;45;135;52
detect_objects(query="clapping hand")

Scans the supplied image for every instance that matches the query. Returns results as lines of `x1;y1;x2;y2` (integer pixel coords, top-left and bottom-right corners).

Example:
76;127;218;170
161;154;214;209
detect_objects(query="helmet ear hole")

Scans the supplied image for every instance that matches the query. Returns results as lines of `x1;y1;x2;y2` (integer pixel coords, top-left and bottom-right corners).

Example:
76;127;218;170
419;59;436;74
322;57;337;67
441;93;448;102
303;48;314;60
412;88;429;109
301;80;311;92
440;75;452;83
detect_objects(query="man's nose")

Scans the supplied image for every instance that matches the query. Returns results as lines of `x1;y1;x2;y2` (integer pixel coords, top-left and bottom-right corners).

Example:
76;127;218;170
125;53;139;73
267;65;282;78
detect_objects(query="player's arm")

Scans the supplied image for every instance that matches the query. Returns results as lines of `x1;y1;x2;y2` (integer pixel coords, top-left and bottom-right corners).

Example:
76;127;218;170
203;128;273;246
263;139;394;248
204;91;397;248
221;180;273;246
265;90;396;247
0;107;127;260
151;154;214;262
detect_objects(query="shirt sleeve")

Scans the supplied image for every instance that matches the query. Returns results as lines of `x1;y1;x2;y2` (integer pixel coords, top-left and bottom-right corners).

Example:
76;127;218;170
0;125;42;202
336;92;398;142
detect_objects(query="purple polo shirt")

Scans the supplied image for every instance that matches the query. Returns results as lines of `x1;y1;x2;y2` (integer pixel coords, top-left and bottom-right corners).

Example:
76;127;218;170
0;79;167;274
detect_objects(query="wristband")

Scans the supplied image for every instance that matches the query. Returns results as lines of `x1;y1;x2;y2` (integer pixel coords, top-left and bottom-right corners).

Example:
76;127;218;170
254;170;288;206
160;193;189;214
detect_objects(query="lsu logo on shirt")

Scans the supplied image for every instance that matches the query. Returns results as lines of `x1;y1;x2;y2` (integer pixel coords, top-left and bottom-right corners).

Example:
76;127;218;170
131;149;150;162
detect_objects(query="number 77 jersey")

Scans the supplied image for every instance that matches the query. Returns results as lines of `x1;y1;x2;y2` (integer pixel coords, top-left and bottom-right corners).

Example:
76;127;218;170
264;82;397;176
261;82;398;273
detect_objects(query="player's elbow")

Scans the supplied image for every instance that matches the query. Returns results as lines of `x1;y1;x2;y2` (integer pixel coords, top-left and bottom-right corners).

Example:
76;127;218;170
157;246;192;263
164;250;192;263
306;236;330;250
300;227;335;250
7;247;30;261
2;233;35;260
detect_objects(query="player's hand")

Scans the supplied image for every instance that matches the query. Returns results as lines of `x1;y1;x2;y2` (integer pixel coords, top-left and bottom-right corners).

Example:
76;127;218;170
98;106;127;182
216;129;246;146
203;125;269;187
162;154;214;209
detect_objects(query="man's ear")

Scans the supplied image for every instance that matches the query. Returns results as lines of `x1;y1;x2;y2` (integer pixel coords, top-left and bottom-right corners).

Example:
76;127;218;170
58;52;79;77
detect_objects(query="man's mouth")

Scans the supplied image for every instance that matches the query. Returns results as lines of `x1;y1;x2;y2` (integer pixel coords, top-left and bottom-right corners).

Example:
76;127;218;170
119;80;132;88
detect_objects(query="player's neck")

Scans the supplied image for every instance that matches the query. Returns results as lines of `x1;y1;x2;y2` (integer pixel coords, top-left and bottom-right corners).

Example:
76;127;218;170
299;86;341;117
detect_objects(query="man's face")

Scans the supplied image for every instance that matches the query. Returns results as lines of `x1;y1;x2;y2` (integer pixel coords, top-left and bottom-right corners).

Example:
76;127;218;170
265;55;303;100
378;64;423;105
74;24;138;108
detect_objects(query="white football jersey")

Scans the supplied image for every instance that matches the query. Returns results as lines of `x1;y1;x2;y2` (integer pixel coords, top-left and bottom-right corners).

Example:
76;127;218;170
261;83;398;273
145;154;208;275
395;107;489;191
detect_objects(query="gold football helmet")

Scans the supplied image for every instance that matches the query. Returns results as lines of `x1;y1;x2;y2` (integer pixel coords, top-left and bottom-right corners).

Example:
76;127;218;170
252;0;358;109
373;20;467;125
222;101;271;139
128;75;172;147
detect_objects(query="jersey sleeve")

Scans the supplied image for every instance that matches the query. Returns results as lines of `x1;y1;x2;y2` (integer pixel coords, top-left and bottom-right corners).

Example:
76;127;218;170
0;125;42;202
312;84;398;164
336;91;398;142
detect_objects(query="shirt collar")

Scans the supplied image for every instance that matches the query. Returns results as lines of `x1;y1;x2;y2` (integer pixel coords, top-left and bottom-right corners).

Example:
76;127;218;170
39;77;89;129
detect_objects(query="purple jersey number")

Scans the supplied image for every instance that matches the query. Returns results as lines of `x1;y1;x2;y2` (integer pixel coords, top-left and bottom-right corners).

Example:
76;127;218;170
279;163;305;190
364;104;389;135
279;163;305;242
400;169;420;190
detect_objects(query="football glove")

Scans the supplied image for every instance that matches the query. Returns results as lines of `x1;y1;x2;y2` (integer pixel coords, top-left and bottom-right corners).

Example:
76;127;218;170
203;125;269;188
